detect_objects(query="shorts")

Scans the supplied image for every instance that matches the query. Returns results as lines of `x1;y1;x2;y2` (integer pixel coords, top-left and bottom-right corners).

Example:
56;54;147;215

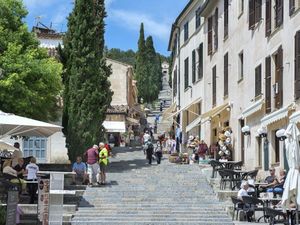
100;163;107;173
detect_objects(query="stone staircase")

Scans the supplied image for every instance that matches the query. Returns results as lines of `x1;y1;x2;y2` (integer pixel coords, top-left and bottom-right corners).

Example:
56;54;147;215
71;147;234;225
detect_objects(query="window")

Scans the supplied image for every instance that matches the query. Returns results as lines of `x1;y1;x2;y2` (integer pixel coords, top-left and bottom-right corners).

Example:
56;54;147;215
195;7;201;29
224;0;229;39
184;22;189;42
295;31;300;99
212;66;217;107
290;0;295;15
184;57;189;89
274;131;280;163
249;0;262;29
265;56;272;113
274;46;283;109
192;50;196;83
265;0;272;37
208;16;213;55
275;0;284;28
23;137;47;161
224;52;229;97
208;8;219;55
255;64;262;97
213;8;219;50
173;67;177;97
239;0;244;15
238;51;244;80
198;43;203;80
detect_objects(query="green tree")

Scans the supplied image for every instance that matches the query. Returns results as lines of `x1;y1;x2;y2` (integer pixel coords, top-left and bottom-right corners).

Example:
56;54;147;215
62;0;112;161
105;48;136;66
135;23;150;102
0;0;62;121
145;36;161;101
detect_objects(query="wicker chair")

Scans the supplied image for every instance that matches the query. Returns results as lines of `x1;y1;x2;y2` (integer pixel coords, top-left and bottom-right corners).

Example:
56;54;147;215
209;160;224;178
231;196;244;220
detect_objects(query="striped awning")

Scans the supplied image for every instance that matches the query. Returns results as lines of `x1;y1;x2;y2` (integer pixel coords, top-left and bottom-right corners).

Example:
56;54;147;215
261;103;294;127
242;99;264;118
186;116;202;132
201;103;229;121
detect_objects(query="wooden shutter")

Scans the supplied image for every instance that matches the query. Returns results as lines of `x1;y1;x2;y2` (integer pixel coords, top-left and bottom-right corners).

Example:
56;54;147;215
184;57;189;89
212;66;217;107
295;31;300;99
290;0;295;16
208;17;213;55
265;57;271;113
255;0;262;23
255;65;262;97
192;50;196;83
265;0;272;37
275;46;283;109
214;8;218;51
224;53;228;97
275;0;284;27
224;0;229;38
198;43;203;80
249;0;255;29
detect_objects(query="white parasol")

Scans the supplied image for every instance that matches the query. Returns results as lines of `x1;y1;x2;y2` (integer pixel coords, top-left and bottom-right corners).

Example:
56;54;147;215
0;111;62;138
0;140;18;151
282;122;300;224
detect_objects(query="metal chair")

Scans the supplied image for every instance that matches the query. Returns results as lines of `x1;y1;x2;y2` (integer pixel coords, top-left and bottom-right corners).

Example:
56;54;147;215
209;160;224;178
218;169;240;190
264;207;289;225
231;196;244;220
242;195;265;222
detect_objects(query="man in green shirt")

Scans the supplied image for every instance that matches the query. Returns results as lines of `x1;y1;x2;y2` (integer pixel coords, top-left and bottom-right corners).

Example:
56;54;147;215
99;142;108;185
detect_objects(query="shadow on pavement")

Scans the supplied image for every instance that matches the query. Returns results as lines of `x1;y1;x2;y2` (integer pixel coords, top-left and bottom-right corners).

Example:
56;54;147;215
108;158;158;173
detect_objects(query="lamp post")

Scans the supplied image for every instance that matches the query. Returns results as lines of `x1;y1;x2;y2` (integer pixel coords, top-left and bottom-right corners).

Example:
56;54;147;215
276;128;289;172
257;127;267;138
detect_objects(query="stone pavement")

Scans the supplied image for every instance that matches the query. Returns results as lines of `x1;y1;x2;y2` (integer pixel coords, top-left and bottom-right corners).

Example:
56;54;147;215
72;147;234;224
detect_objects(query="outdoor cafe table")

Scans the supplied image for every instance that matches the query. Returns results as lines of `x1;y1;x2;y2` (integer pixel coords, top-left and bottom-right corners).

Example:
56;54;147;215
219;161;241;169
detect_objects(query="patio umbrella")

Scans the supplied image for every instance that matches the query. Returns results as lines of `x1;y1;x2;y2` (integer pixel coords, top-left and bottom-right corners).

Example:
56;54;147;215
0;140;18;151
0;111;62;138
283;122;300;224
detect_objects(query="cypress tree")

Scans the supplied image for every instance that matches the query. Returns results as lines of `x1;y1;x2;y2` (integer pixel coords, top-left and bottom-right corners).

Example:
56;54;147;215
62;0;112;161
135;23;150;102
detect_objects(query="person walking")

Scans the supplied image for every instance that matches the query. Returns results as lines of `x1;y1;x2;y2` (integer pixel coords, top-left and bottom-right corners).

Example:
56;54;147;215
98;142;109;185
25;157;39;204
145;140;154;164
84;145;99;185
154;141;162;164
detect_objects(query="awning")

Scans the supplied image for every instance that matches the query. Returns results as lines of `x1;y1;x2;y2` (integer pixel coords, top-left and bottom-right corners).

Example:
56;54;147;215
162;102;177;120
167;97;201;119
186;116;202;132
242;99;264;118
103;121;126;133
126;117;140;125
261;104;294;127
289;111;300;123
201;103;229;121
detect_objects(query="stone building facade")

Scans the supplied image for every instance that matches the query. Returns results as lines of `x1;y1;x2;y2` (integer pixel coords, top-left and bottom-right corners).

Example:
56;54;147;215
168;0;300;173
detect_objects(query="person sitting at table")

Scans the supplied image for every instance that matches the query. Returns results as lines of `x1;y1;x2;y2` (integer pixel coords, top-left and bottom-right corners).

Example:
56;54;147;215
259;167;277;192
2;159;26;192
72;156;88;185
14;158;26;179
267;168;286;195
237;181;254;222
237;181;250;200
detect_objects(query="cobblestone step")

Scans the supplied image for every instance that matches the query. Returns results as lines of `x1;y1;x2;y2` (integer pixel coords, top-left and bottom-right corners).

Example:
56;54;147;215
72;147;233;225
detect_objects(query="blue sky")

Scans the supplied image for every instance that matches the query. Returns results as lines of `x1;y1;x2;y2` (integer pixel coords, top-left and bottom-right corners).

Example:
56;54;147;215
23;0;189;56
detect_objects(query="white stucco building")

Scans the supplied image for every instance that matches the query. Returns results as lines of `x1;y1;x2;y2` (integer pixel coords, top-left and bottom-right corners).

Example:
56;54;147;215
168;0;300;174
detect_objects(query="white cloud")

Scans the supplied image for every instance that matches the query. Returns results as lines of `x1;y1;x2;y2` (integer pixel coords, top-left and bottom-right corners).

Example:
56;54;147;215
109;9;171;41
105;0;115;8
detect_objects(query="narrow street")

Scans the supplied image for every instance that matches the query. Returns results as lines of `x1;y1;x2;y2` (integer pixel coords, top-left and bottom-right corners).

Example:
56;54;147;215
72;147;234;225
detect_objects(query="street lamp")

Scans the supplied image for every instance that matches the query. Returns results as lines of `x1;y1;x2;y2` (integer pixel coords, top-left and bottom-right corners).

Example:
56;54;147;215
257;127;267;138
242;125;250;136
276;129;286;141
